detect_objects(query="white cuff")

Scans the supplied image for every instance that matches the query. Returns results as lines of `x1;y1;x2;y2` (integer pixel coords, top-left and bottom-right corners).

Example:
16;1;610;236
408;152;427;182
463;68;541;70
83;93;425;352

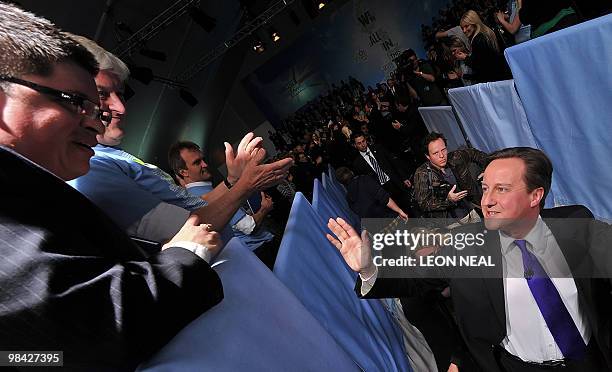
359;266;378;296
164;241;212;264
232;213;256;235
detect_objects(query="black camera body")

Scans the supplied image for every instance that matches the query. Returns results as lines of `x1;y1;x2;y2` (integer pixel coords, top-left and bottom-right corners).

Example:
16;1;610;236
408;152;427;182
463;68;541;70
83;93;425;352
431;182;452;199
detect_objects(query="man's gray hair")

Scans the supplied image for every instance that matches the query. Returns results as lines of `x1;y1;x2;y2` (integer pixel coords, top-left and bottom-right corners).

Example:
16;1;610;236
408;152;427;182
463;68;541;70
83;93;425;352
0;2;98;80
67;34;130;83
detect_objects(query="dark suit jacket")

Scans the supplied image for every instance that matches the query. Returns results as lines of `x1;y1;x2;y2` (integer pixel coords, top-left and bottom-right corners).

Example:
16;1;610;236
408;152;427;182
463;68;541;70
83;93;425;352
0;147;223;371
351;145;408;191
358;205;612;371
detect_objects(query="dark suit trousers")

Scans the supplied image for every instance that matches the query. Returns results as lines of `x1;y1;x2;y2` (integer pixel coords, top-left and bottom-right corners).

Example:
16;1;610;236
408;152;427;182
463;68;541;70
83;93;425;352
497;340;608;372
382;180;416;217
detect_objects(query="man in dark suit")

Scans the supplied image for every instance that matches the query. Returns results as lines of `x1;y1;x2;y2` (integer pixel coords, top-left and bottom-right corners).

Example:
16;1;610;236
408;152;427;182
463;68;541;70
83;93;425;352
328;147;612;371
0;4;223;370
350;132;414;215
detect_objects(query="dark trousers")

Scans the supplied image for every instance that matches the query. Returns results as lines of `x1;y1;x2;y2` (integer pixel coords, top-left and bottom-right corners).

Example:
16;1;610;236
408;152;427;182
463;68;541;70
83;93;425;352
496;340;608;372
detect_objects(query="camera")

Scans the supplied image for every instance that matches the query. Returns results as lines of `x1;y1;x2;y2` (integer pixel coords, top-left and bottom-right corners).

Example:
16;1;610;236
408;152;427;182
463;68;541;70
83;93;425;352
431;182;452;199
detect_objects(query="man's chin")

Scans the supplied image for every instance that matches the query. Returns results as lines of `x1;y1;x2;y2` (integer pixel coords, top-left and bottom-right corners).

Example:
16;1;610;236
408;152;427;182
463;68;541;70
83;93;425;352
483;218;502;231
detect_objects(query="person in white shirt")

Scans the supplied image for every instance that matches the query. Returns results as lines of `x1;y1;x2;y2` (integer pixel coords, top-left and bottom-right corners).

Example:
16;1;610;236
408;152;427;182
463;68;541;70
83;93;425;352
327;147;612;371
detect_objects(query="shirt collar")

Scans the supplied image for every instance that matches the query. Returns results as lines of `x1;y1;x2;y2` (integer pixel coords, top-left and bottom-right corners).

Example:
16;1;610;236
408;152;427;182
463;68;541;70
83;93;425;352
500;216;547;256
186;181;212;189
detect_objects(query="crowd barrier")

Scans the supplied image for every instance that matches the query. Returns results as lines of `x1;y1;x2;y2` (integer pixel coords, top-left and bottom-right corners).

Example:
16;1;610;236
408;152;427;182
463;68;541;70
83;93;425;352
505;13;612;221
140;238;359;371
418;106;467;151
274;188;412;372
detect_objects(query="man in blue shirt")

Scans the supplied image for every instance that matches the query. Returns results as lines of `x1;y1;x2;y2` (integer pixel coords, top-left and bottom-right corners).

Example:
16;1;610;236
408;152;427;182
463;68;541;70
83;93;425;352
168;141;280;268
67;35;292;244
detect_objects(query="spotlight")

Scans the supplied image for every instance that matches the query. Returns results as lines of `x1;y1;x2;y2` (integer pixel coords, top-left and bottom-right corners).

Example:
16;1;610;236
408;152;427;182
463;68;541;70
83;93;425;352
253;39;265;53
139;48;167;61
188;7;216;32
269;27;280;42
179;88;198;107
318;1;326;10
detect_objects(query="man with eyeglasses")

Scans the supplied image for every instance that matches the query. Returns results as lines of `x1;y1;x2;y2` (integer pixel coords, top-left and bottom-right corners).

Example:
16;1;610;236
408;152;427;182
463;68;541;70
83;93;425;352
67;35;293;245
0;3;224;369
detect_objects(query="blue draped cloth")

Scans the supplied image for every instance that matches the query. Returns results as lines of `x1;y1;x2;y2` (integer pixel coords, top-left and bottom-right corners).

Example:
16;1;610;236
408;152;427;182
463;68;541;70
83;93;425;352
274;192;412;372
505;14;612;221
140;239;358;371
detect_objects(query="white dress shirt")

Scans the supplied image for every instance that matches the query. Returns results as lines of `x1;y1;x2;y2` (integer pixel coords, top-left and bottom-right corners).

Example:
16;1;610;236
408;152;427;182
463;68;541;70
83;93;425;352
359;149;390;184
499;217;591;362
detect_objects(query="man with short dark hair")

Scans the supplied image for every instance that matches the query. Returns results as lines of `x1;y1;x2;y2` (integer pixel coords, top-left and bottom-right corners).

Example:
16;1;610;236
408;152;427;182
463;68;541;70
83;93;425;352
168;141;277;267
0;3;223;370
413;132;486;220
350;132;414;214
328;147;612;371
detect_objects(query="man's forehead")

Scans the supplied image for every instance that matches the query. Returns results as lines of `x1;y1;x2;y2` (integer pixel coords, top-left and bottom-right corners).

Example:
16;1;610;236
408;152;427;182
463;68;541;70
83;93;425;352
484;158;525;181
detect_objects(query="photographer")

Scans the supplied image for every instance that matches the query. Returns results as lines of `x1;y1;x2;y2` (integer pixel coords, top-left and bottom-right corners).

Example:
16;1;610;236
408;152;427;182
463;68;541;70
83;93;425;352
400;49;447;107
413;132;487;222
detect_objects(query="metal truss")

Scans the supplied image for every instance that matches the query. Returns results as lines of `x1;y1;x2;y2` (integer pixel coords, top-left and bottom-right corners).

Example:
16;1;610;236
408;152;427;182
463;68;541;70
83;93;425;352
175;0;295;83
112;0;201;58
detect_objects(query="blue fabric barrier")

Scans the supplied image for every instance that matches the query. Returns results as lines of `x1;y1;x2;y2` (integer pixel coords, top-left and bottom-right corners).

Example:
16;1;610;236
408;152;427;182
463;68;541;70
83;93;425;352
328;164;348;194
505;14;612;220
447;79;556;207
447;80;537;153
274;193;412;372
418;106;467;151
319;176;360;228
140;238;358;372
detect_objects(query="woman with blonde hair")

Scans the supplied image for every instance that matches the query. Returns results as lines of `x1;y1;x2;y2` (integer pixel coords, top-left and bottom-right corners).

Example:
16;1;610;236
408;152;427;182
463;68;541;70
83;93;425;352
454;10;511;83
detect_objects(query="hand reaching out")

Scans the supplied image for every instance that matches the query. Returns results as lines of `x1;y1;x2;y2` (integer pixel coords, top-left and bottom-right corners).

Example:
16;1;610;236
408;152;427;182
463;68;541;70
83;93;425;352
225;132;264;184
326;217;375;277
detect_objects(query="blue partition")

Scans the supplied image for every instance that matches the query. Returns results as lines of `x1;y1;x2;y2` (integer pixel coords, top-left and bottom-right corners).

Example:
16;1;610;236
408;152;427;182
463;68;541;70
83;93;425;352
140;238;358;372
328;164;348;194
505;14;612;220
418;106;467;151
317;177;360;228
274;193;412;372
447;80;537;153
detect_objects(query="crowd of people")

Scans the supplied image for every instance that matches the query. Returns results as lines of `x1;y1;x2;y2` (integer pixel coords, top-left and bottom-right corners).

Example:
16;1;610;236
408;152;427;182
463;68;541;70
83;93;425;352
1;1;611;371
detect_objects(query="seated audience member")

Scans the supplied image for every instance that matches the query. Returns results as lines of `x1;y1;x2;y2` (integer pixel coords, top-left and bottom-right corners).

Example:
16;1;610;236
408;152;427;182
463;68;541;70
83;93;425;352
336;167;408;219
327;147;612;372
67;36;293;243
457;10;512;83
413;132;487;222
0;3;223;369
168;141;279;268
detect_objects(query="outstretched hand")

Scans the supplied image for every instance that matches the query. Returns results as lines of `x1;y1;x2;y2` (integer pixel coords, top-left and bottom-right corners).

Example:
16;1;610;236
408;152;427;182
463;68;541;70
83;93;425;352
225;132;264;184
239;148;294;191
326;217;375;276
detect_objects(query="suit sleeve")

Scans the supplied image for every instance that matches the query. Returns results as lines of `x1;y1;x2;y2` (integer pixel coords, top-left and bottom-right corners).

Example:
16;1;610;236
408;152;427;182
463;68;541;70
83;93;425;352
0;223;223;370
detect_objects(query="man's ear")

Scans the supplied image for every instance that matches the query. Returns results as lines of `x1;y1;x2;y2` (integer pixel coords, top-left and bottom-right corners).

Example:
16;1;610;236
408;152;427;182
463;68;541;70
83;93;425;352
178;169;188;179
425;154;431;162
529;187;545;208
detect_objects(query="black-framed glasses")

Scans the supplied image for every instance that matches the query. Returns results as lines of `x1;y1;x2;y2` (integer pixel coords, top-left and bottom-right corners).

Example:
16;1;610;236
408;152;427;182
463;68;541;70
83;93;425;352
0;76;112;126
